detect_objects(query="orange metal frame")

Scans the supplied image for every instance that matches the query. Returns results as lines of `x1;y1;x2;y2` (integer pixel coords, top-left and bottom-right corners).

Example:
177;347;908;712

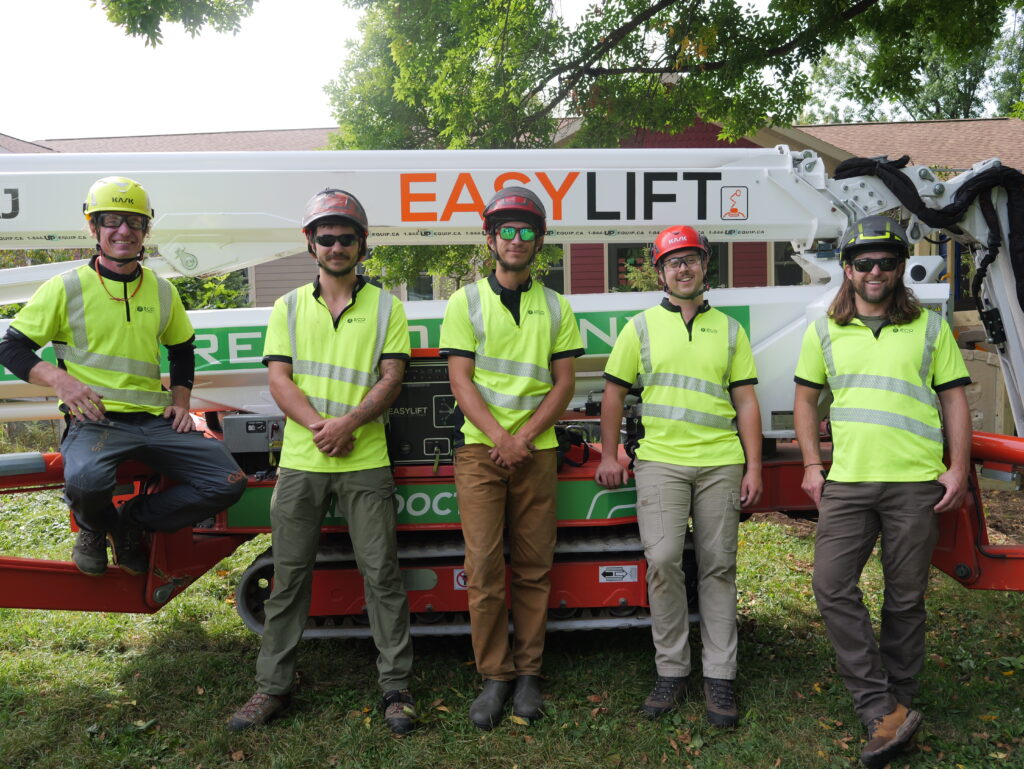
1;432;1022;615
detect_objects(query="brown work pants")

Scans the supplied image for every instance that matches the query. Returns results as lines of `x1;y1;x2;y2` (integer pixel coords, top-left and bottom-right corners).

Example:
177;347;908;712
454;444;558;681
812;480;943;725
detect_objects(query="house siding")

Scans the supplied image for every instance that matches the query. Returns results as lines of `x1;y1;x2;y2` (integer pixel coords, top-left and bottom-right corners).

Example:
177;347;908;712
731;242;768;287
568;243;606;294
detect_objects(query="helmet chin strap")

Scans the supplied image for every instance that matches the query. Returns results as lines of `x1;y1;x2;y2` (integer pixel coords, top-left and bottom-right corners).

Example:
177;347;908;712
665;284;706;301
97;243;145;264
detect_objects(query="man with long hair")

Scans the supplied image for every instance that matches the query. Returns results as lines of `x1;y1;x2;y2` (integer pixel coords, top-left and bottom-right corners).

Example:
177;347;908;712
793;215;971;769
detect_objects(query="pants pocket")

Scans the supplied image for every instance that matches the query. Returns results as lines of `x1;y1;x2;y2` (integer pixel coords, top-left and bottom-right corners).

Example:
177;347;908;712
636;486;664;549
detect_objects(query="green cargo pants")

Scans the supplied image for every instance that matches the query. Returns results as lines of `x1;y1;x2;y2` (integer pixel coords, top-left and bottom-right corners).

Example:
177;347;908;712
255;466;413;694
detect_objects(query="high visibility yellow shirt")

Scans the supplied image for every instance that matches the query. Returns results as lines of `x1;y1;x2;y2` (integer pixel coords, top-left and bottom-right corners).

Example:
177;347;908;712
262;278;410;473
794;310;971;482
11;262;193;414
604;300;758;467
439;275;583;450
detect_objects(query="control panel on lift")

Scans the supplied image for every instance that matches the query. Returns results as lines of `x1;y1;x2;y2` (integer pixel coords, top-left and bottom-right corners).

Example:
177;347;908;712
386;356;458;465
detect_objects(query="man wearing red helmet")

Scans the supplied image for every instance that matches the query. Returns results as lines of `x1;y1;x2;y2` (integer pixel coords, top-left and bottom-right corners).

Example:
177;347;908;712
229;189;416;735
596;225;763;727
439;186;583;730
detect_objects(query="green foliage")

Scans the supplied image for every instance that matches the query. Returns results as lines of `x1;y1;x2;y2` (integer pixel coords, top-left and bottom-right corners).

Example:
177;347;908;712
96;0;256;46
623;259;660;292
171;269;250;310
361;243;563;293
802;3;1024;122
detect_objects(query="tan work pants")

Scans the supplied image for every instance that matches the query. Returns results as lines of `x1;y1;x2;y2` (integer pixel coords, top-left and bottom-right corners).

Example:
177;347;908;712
454;444;558;680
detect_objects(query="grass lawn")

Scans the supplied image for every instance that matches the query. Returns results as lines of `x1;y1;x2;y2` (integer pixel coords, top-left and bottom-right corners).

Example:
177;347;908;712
1;491;1022;769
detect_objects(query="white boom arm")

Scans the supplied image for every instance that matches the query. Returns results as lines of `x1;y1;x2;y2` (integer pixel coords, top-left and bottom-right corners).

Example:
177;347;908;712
2;147;1022;435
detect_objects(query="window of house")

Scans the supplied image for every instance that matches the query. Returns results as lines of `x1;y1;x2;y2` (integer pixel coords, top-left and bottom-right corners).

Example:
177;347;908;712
407;273;434;301
772;242;808;286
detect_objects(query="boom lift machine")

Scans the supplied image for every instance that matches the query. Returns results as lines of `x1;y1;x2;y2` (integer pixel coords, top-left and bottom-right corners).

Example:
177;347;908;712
1;147;1023;635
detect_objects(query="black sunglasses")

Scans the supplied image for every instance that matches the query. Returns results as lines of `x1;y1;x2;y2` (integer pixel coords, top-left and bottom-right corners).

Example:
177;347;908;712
315;233;359;248
851;256;900;273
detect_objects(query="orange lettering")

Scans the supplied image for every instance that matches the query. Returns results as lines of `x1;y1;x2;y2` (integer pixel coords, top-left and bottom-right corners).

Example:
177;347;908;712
536;171;579;221
401;173;437;222
441;173;485;222
493;172;530;191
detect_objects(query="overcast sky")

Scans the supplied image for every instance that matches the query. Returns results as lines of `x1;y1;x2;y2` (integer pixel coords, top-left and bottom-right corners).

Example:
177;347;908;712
1;0;362;141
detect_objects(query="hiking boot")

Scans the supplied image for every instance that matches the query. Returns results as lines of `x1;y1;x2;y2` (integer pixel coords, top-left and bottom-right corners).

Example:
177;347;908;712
381;689;417;735
72;528;108;576
512;675;544;722
641;675;688;718
108;503;148;576
227;692;291;731
469;679;512;730
860;704;922;769
704;677;739;727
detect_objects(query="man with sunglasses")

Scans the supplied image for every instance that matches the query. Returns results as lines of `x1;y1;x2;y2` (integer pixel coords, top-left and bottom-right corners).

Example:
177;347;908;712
595;225;762;727
229;188;416;735
439;186;583;729
793;215;971;769
0;176;246;577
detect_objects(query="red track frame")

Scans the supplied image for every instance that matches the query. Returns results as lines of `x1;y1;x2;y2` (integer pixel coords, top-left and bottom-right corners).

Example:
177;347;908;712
2;432;1023;614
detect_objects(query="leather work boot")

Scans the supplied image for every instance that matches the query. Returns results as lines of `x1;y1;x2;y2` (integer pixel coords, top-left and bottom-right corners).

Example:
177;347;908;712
72;528;108;576
640;675;688;718
703;677;739;727
860;704;922;768
512;675;545;722
381;689;417;735
108;504;149;576
469;679;512;730
227;692;291;731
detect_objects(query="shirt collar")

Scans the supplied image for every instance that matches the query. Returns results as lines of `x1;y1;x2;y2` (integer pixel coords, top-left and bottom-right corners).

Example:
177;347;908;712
89;254;141;283
487;271;532;295
312;273;366;299
659;297;710;315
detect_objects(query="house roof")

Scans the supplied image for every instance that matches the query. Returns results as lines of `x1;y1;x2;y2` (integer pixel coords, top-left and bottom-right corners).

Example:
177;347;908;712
0;132;55;154
32;127;336;153
798;118;1024;174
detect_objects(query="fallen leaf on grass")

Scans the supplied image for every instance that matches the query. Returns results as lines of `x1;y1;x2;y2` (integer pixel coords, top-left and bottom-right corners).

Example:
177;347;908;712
196;686;206;695
774;760;781;768
523;735;534;744
669;738;679;754
230;750;245;762
363;716;372;728
589;707;609;718
587;694;603;703
979;714;999;721
510;714;530;726
132;719;158;731
436;705;450;713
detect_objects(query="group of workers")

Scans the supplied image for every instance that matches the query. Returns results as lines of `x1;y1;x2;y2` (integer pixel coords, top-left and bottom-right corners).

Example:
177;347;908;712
0;175;971;768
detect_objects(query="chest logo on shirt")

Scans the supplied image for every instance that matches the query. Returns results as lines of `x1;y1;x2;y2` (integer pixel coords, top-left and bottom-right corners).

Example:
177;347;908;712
346;317;367;324
891;327;915;334
135;305;156;314
526;309;547;317
699;326;718;334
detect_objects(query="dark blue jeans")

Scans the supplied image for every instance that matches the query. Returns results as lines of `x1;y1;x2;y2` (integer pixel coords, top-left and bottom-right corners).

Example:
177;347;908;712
61;412;247;533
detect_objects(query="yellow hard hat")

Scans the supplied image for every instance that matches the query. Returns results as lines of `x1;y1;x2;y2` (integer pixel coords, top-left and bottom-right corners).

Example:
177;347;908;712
83;176;154;220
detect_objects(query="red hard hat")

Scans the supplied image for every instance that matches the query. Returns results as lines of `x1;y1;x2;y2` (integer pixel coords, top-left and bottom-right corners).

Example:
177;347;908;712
651;225;710;267
482;186;547;233
301;188;368;236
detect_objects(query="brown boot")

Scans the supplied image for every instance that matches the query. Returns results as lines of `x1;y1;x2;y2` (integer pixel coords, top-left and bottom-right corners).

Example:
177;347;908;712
860;704;922;768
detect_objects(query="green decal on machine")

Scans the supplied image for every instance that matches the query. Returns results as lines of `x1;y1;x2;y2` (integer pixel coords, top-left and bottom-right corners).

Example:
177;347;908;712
225;477;638;529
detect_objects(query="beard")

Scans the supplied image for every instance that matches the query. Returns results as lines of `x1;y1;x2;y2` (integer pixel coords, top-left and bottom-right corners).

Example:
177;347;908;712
495;252;535;273
853;278;895;305
317;255;357;278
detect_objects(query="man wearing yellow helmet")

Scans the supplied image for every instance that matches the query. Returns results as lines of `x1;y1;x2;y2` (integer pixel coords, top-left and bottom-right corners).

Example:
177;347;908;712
0;176;247;576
